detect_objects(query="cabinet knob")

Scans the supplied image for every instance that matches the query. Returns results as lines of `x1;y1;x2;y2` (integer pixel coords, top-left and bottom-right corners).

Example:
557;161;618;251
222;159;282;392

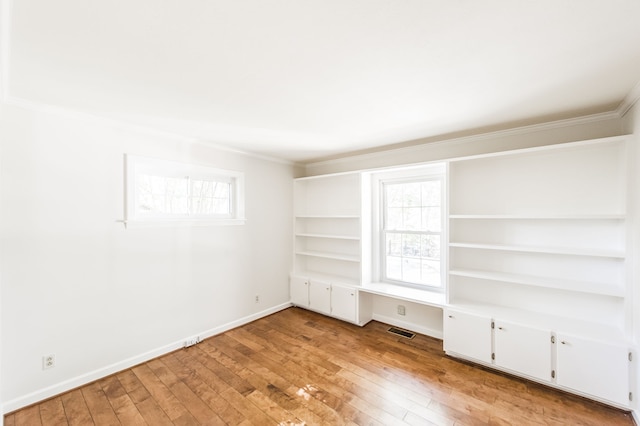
448;315;454;318
561;341;568;345
498;327;504;330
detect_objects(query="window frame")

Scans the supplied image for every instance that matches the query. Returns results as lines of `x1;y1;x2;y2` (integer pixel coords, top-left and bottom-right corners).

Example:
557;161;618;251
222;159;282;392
124;154;245;227
371;163;447;292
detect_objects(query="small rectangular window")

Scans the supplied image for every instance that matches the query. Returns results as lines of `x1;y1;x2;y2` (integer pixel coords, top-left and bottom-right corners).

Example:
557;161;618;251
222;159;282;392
125;155;245;226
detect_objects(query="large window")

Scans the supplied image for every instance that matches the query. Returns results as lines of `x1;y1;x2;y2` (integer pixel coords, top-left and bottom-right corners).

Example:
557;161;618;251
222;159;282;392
125;155;245;226
374;163;445;289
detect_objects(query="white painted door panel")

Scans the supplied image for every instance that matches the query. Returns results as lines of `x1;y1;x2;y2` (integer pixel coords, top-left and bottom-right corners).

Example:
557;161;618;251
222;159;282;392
494;320;551;382
443;309;492;363
557;333;629;406
331;283;357;323
309;279;331;315
290;275;309;307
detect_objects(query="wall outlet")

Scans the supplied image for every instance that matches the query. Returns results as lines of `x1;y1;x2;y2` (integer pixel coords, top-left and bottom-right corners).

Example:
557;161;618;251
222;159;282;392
255;294;260;303
397;305;406;316
184;337;201;348
43;354;55;370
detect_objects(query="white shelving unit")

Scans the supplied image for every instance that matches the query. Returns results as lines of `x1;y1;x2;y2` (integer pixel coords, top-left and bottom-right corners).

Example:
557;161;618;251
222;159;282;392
444;136;632;408
293;172;363;285
291;172;372;325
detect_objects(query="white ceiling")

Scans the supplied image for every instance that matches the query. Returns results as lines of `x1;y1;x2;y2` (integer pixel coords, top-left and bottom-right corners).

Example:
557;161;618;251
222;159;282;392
5;0;640;162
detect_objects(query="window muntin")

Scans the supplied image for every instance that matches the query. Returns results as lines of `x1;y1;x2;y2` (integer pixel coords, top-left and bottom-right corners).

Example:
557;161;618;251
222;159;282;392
125;155;244;225
382;177;443;288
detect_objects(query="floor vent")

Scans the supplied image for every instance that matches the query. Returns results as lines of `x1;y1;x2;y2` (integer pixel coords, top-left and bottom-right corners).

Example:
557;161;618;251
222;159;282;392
387;327;415;339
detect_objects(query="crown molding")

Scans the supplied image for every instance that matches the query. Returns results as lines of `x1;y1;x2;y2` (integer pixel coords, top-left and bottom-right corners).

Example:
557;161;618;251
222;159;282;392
617;79;640;117
304;111;621;170
4;95;296;166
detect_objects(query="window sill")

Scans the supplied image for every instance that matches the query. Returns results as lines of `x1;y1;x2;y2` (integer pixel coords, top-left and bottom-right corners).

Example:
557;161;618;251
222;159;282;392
119;218;246;229
360;282;445;308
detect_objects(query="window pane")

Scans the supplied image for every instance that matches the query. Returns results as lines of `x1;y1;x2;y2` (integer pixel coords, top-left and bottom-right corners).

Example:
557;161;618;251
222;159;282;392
386;233;402;256
403;183;421;207
402;233;421;258
403;258;421;283
421;260;441;286
421;235;440;259
386;256;402;281
137;173;189;215
422;180;441;206
386;207;402;230
403;207;421;230
386;184;404;207
422;207;441;232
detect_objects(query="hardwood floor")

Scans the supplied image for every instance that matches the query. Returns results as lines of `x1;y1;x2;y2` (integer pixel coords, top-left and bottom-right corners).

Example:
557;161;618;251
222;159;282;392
5;307;635;425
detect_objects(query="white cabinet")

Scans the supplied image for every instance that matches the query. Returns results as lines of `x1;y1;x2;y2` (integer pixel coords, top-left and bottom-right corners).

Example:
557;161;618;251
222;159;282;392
494;320;551;383
557;334;630;406
290;275;309;307
330;283;358;323
443;307;631;408
443;309;492;364
290;275;363;325
309;279;331;315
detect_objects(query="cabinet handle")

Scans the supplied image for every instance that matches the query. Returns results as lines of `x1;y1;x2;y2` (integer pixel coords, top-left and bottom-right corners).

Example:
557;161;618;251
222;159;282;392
448;315;454;318
561;341;568;345
498;327;504;330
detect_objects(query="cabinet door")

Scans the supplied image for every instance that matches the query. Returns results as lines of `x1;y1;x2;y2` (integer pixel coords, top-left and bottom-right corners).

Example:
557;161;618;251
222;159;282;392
494;320;551;382
309;279;331;315
443;309;492;364
556;333;629;406
290;275;309;307
330;283;357;323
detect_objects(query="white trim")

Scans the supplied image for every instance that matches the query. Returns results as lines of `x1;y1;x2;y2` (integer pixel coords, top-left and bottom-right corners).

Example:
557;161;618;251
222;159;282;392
1;302;292;415
618;79;640;118
304;111;620;170
372;313;443;340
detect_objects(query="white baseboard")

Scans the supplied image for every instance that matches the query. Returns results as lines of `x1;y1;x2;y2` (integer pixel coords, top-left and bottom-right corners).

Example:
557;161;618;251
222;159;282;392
2;302;292;415
372;313;443;340
632;409;639;425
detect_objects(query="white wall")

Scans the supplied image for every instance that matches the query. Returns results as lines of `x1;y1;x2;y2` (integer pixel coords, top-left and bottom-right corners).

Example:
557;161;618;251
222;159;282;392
0;103;294;412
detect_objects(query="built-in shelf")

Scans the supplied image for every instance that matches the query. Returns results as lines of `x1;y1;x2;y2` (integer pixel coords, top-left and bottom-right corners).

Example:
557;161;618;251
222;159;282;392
449;242;625;259
449;268;624;298
296;250;360;262
296;233;360;240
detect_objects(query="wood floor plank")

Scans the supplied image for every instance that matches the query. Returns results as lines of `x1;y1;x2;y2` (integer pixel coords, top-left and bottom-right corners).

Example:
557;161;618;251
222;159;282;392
5;307;635;425
13;404;42;426
99;375;146;425
59;389;95;426
80;381;120;425
132;363;198;423
39;397;69;426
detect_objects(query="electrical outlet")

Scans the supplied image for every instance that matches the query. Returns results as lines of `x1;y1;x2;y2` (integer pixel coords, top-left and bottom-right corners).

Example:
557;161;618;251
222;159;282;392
184;337;200;348
255;294;260;303
43;354;55;370
397;305;406;316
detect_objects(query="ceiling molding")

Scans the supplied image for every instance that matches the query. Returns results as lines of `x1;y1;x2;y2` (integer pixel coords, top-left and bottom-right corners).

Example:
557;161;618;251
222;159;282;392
4;95;297;166
304;111;622;170
616;79;640;117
